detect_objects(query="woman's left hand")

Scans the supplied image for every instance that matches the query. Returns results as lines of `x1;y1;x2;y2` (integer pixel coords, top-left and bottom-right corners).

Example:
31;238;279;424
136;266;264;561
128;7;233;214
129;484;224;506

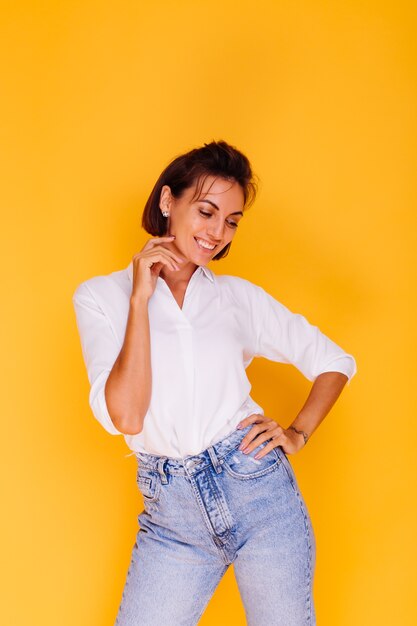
236;414;305;458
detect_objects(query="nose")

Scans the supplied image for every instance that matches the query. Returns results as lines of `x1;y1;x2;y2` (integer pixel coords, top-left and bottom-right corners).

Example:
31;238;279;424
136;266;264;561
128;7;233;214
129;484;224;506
206;218;224;241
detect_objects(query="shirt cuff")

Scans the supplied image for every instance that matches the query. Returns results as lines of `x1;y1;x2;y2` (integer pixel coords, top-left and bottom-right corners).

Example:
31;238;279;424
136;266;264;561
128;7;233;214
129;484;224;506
316;355;357;385
89;370;126;436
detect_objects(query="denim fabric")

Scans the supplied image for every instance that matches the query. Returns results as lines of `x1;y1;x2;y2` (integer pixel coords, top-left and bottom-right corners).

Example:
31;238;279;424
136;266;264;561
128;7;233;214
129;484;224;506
115;424;316;625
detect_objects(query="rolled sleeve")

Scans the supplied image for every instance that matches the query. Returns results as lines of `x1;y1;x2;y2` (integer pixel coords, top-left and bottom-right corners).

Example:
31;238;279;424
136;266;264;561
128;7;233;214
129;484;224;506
252;285;357;384
316;355;357;385
72;282;125;436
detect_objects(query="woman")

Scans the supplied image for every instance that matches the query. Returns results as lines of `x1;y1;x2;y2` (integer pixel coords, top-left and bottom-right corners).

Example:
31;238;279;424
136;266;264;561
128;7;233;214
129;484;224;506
73;140;357;625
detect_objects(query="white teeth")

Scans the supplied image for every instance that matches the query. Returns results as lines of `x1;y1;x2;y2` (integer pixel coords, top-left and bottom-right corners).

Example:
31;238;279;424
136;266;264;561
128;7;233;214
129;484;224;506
195;237;215;250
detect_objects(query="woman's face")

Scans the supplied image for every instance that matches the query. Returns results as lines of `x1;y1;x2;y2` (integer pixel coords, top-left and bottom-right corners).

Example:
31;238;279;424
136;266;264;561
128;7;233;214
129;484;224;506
160;175;245;266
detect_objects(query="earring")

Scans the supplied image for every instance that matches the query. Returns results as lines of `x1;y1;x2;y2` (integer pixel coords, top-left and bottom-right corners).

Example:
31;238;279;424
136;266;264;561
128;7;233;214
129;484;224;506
162;211;169;217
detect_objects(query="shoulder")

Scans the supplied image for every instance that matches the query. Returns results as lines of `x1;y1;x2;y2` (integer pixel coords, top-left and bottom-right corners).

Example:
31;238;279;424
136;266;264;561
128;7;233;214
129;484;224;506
213;271;294;316
72;264;132;345
73;264;131;304
212;271;267;304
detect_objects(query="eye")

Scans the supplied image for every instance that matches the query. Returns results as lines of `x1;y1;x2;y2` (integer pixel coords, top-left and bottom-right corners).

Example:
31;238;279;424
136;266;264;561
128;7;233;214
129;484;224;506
199;209;239;229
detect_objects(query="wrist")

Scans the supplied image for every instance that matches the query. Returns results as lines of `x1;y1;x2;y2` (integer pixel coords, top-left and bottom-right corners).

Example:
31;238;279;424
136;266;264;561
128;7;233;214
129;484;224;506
288;425;309;446
130;294;149;309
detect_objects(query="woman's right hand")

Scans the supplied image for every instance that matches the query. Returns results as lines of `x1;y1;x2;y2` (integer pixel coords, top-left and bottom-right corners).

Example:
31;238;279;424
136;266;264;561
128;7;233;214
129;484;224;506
130;235;185;302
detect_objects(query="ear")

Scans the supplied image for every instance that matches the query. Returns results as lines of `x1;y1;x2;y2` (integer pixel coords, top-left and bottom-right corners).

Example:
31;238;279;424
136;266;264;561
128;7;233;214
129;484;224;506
159;185;172;214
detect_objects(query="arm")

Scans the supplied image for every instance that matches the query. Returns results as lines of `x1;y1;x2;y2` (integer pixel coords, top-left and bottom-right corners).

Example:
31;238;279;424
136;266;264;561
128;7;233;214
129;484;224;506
104;295;152;435
288;371;350;447
250;283;357;384
238;283;357;454
237;371;351;456
72;284;152;436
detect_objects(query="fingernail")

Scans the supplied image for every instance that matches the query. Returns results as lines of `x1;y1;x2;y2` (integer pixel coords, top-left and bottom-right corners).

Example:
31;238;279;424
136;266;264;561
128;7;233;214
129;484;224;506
237;423;243;429
238;442;245;450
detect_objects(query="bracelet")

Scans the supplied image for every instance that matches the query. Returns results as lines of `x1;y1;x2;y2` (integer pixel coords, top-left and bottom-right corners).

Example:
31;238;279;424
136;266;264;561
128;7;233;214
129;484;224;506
288;425;309;445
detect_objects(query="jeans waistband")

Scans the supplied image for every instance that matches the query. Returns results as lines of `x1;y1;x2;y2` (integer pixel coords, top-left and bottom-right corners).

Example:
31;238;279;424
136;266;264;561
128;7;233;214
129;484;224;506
131;424;254;478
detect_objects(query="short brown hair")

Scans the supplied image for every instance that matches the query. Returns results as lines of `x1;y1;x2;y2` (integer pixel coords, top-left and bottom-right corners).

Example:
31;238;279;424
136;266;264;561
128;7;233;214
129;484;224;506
141;140;259;260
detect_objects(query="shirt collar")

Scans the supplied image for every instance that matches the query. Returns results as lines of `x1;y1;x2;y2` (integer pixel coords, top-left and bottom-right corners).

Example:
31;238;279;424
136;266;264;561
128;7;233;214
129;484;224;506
126;261;214;284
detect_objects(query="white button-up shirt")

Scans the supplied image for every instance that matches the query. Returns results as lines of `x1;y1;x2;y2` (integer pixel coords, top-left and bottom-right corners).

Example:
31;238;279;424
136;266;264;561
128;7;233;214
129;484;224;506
72;261;357;459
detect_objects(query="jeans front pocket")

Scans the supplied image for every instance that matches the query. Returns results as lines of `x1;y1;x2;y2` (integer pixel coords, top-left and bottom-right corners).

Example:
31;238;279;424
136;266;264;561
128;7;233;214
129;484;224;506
275;446;299;494
136;465;162;504
222;441;282;480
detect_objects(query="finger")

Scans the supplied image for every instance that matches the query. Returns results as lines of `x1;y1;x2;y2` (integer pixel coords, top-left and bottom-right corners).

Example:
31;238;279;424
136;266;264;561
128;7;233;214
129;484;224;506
137;246;185;267
237;417;278;448
237;423;263;449
141;248;181;265
149;235;177;243
140;235;176;253
240;420;284;452
237;413;267;430
140;251;179;272
254;438;282;459
252;429;288;458
156;246;186;265
238;424;273;452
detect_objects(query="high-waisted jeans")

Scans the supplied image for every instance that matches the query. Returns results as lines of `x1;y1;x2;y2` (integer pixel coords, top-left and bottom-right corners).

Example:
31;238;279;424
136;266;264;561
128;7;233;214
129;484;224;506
115;423;316;625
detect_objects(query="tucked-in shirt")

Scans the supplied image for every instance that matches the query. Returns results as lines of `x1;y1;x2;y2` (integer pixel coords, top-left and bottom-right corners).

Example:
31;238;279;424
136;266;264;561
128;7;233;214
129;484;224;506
72;261;357;459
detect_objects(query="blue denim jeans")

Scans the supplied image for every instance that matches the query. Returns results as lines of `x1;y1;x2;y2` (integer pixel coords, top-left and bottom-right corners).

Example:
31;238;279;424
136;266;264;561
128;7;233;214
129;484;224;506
115;424;316;625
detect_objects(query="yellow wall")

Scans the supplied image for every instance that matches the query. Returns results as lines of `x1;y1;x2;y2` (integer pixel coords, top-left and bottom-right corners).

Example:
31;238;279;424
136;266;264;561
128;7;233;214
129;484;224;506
2;1;416;624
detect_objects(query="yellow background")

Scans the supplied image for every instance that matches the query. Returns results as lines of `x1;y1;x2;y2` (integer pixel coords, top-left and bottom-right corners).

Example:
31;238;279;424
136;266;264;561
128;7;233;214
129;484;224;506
1;1;416;624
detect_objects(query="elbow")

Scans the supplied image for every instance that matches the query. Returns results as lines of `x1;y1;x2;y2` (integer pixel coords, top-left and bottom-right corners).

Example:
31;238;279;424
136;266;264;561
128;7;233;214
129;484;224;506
115;416;144;436
90;379;147;436
107;404;147;435
104;379;149;435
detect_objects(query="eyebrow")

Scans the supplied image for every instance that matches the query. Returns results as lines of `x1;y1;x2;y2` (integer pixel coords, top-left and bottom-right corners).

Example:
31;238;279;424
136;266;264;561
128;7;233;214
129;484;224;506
199;199;244;216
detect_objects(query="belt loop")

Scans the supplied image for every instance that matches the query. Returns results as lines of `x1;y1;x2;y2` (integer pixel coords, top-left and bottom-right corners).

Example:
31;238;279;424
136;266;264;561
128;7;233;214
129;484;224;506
207;446;223;474
157;457;169;484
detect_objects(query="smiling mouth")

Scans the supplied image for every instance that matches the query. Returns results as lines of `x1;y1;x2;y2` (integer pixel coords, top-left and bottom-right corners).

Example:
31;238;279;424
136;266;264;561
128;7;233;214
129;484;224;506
194;237;217;252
